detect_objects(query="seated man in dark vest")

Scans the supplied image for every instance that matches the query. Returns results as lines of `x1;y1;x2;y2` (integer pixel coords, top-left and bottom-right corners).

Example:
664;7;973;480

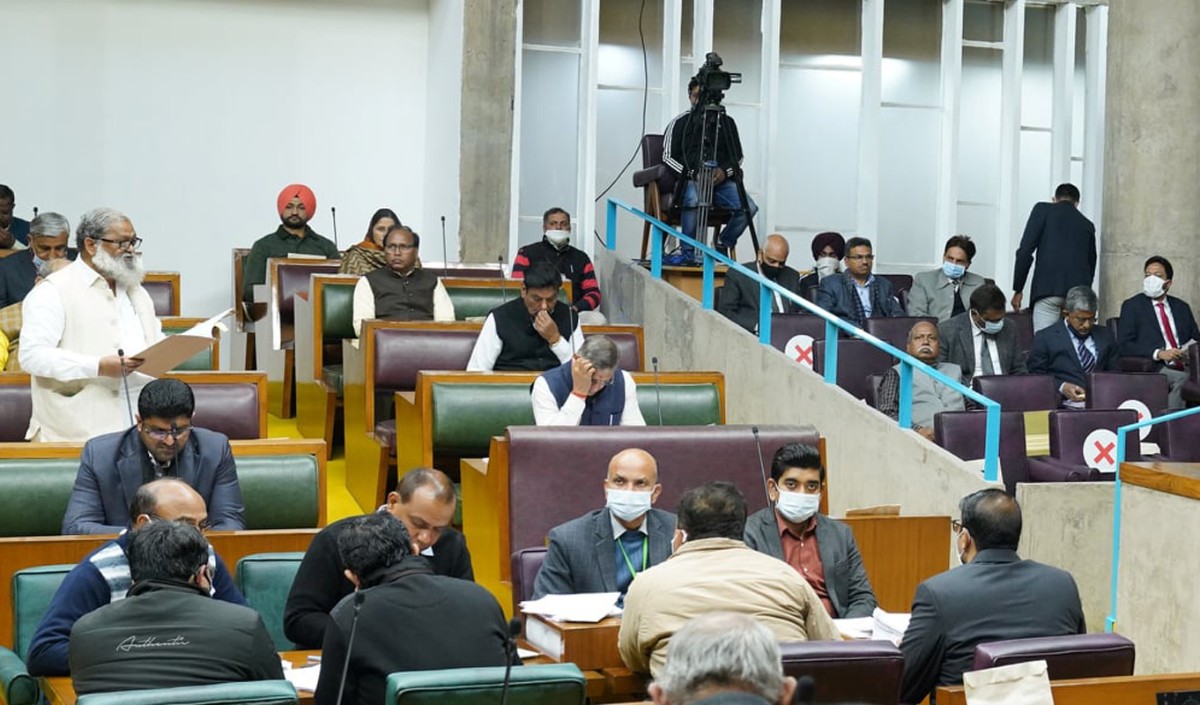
352;225;455;336
467;260;583;371
532;334;645;425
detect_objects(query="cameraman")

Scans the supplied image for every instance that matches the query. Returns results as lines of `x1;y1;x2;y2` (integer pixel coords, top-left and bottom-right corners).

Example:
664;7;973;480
661;71;758;266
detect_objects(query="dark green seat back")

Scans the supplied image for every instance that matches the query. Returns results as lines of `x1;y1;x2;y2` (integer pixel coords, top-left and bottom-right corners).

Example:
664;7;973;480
13;565;72;660
321;281;357;341
234;553;305;650
637;383;722;426
445;286;568;321
160;323;214;371
237;455;320;529
0;460;78;537
386;664;586;705
74;680;299;705
430;383;535;456
0;644;39;705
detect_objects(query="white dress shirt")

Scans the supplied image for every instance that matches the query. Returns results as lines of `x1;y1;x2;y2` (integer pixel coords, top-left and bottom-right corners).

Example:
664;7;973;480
530;371;647;426
970;318;1003;381
465;312;584;372
350;274;455;338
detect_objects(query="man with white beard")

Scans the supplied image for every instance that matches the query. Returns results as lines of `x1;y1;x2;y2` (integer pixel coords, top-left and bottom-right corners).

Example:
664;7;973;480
20;208;163;442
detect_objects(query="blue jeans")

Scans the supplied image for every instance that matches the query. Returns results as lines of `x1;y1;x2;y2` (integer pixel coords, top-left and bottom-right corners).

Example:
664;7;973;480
680;178;758;254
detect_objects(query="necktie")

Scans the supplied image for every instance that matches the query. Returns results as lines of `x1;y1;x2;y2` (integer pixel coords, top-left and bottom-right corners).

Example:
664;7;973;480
1077;337;1096;375
1157;302;1183;369
615;531;646;593
951;282;966;317
979;336;995;376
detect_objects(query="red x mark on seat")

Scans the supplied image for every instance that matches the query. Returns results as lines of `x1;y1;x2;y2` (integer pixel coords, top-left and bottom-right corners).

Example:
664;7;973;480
793;343;813;366
1093;440;1115;465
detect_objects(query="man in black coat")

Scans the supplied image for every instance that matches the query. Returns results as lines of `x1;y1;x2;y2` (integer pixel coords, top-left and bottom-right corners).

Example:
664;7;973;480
1011;183;1097;332
0;212;71;307
1026;285;1119;406
283;468;473;649
1118;255;1200;409
717;234;804;334
899;489;1085;704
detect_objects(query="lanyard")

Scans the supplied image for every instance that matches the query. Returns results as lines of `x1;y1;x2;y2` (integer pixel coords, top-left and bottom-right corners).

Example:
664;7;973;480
618;534;649;579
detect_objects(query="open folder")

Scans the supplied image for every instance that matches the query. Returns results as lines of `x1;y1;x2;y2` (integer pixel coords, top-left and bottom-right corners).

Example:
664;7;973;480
130;308;233;377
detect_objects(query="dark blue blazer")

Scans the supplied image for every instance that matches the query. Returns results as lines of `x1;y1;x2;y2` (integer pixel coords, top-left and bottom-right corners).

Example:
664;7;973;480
1012;201;1096;303
1117;294;1200;366
62;427;246;534
815;272;903;328
1025;320;1119;390
0;248;36;308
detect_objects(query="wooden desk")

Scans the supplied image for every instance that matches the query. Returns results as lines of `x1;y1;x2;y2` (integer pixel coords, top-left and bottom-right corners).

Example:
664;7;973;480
936;672;1200;705
519;617;646;702
654;264;728;302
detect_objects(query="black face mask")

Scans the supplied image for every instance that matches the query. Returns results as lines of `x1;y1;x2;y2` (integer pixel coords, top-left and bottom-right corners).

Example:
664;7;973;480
759;263;782;280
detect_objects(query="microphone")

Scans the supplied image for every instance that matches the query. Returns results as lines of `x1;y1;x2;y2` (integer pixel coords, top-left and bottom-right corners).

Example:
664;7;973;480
567;302;577;357
33;206;39;218
441;215;450;278
334;591;366;705
499;617;522;705
116;348;135;427
795;675;815;705
498;254;509;303
651;356;664;426
752;426;774;511
330;207;339;249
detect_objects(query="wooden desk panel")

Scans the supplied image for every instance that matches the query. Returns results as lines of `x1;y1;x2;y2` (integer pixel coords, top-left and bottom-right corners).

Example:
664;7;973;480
840;515;950;613
937;672;1200;705
1122;461;1200;501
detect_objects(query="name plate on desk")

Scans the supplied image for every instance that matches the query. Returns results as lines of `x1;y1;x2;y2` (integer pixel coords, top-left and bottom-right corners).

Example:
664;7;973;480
523;615;624;671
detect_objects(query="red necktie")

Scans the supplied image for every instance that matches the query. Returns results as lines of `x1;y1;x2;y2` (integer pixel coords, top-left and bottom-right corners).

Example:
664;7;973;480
1157;302;1182;369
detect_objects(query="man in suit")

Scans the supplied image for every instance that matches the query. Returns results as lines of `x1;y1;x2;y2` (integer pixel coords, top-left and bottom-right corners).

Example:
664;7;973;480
815;236;903;328
0;211;71;308
717;234;804;334
532;448;674;599
908;235;987;322
0;184;31;248
61;378;245;534
796;231;845;296
938;282;1028;385
1118;255;1199;409
743;443;876;619
900;489;1085;703
1026;285;1118;406
1011;183;1097;332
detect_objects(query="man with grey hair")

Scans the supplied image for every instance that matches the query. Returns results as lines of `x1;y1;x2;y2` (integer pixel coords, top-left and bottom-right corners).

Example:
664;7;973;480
1027;284;1118;406
531;334;646;425
0;212;71;307
877;320;965;440
649;613;797;705
19;207;163;441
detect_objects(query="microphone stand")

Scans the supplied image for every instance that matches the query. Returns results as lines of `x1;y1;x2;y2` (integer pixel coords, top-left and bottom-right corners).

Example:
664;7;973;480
651;356;664;426
116;348;135;427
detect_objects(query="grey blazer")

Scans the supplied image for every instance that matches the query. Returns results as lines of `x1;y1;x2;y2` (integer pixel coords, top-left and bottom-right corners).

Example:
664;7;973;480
907;269;986;322
742;508;877;619
937;312;1028;379
531;507;675;598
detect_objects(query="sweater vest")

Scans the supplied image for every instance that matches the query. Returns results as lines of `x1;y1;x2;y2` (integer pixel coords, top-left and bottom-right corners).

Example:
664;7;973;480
492;297;573;371
365;267;437;322
542;361;626;425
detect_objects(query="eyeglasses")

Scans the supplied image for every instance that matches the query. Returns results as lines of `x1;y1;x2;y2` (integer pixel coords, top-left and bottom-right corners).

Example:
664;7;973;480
141;424;192;441
385;243;417;252
951;519;963;534
95;236;143;251
149;513;212;532
846;254;875;262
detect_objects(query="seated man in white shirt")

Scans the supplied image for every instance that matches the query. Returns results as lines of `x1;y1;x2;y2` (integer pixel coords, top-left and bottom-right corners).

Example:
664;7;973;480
350;225;455;337
531;335;645;426
466;261;583;371
19;207;163;442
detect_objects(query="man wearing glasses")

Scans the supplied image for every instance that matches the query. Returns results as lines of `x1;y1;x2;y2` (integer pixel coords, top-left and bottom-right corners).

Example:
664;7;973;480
61;378;246;534
350;225;454;337
19;207;164;441
27;478;247;677
1027;285;1119;407
815;236;903;328
531;334;645;426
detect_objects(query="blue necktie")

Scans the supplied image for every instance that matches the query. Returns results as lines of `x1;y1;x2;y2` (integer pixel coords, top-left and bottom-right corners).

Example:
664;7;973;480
1076;338;1096;374
614;531;645;593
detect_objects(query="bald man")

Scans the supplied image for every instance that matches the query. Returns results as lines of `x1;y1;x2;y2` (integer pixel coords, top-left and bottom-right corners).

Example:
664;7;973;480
717;234;805;334
242;183;339;301
27;479;246;676
877;320;965;440
532;449;676;600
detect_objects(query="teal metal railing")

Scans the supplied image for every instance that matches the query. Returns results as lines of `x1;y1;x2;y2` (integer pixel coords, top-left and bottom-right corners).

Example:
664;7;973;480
1106;405;1200;632
605;197;1002;482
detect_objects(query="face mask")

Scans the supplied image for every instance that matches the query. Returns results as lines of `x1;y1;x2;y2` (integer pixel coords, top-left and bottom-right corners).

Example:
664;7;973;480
1068;323;1091;341
972;311;1004;336
31;254;46;270
942;261;966;280
606;489;653;522
545;230;570;248
814;256;840;279
1143;274;1166;299
759;262;782;280
775;491;821;524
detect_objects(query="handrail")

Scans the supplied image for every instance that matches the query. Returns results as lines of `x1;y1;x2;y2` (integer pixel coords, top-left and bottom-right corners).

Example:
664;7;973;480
605;197;1001;482
1106;405;1200;633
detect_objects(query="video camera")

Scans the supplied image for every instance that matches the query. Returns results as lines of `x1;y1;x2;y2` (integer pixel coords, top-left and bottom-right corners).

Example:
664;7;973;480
693;52;741;106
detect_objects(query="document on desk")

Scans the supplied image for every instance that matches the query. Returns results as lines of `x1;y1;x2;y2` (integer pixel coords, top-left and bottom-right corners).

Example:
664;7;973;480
130;308;233;377
871;608;911;646
832;617;875;640
283;663;321;692
520;592;620;623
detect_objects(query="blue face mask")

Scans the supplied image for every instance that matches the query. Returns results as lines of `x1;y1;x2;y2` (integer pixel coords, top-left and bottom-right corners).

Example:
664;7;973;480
31;254;46;270
942;261;966;280
972;310;1004;336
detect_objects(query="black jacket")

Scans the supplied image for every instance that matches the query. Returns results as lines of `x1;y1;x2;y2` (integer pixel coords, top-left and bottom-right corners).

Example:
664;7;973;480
717;261;803;333
1012;201;1096;303
1026;320;1119;390
313;560;511;705
68;579;282;695
283;513;474;649
0;249;36;308
662;108;745;178
513;239;602;312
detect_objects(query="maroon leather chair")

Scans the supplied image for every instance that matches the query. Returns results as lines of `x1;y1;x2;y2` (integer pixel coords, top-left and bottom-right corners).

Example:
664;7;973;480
188;379;265;440
935;410;1028;494
865;316;938;353
510;546;548;613
865;373;884;409
1087;372;1168;413
878;274;913;307
1026;409;1140;482
1009;309;1035;357
632;133;731;258
779;640;904;705
277;262;339;348
0;374;31;442
972;374;1060;412
506;425;817;554
973;633;1135;679
142;279;177;317
813;339;895;400
1157;410;1200;461
770;314;827;365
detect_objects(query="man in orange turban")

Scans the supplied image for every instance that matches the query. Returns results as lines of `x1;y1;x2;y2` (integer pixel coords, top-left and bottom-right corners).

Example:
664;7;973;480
242;184;340;301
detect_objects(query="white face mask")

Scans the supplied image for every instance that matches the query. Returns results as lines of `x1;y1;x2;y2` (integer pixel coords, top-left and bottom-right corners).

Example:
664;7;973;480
545;229;570;248
606;489;653;522
1143;274;1167;299
775;490;821;524
815;256;841;279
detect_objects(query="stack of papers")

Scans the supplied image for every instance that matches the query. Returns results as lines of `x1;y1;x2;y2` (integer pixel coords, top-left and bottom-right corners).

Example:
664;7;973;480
131;308;233;377
872;608;911;646
832;617;874;640
519;592;621;623
282;663;320;692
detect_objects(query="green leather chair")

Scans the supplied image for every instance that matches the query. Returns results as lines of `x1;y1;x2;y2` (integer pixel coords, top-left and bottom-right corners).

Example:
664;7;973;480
319;279;357;398
636;383;722;425
445;286;568;321
430;383;536;458
0;646;39;705
12;564;73;660
234;552;305;650
236;455;321;529
75;679;299;705
386;664;586;705
0;459;79;537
